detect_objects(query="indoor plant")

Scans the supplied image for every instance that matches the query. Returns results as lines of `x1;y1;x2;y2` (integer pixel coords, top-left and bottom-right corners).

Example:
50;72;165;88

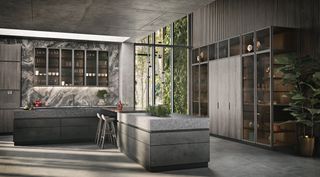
96;90;108;105
278;54;320;156
147;105;171;117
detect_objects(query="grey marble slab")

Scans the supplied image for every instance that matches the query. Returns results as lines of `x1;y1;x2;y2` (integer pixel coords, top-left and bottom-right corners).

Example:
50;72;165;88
118;113;209;132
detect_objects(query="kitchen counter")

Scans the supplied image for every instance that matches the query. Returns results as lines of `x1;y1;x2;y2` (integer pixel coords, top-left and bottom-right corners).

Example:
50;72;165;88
14;107;109;119
13;107;116;145
117;112;210;171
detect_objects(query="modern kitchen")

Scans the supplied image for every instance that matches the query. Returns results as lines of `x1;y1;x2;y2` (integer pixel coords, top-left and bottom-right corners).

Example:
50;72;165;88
0;0;319;177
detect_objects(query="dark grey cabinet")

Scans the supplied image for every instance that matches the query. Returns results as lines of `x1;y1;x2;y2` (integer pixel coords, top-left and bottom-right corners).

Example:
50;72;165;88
0;44;21;133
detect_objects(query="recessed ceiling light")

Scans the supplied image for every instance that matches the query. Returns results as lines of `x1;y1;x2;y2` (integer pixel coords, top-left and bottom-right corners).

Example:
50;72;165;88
0;28;130;42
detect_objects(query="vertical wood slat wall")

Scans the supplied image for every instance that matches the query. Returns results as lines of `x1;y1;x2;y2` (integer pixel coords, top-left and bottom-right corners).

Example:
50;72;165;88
192;0;314;49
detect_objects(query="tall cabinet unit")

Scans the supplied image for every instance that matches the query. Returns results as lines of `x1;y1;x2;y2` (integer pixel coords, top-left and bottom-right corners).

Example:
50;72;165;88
242;27;298;146
209;38;242;140
0;44;21;133
191;47;208;116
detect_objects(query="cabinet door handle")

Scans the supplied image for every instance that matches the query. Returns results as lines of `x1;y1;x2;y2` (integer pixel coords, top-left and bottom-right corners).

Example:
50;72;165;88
229;102;230;110
217;102;219;109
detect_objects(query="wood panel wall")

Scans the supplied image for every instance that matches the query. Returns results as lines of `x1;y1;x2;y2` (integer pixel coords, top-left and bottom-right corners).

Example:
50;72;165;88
192;0;315;50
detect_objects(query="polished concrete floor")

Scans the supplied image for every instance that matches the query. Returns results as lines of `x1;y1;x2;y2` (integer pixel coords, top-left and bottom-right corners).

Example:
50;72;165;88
0;136;319;177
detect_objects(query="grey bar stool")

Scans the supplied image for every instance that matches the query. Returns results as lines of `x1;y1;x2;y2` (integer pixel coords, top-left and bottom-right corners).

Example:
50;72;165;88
100;114;117;149
95;113;103;145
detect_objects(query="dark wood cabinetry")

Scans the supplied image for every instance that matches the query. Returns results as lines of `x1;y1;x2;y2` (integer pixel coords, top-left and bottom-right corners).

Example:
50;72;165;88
0;44;21;133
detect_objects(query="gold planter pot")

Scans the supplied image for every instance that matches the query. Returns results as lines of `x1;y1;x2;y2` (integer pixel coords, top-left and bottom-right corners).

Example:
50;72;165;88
298;136;315;157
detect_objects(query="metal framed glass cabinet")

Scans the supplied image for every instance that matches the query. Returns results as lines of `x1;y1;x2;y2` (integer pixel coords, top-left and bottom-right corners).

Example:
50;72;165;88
242;27;298;147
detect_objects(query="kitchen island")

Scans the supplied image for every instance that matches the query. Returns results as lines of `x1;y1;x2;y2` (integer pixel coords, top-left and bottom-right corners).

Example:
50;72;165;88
13;107;117;145
117;112;210;172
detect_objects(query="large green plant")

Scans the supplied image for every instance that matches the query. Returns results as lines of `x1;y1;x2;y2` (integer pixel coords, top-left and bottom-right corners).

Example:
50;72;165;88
278;55;320;136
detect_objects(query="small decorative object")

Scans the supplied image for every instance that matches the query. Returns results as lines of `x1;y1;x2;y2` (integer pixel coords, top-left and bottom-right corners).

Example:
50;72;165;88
117;100;123;111
61;81;65;86
200;51;204;59
256;41;261;49
247;44;253;52
35;70;39;76
33;99;42;107
197;56;200;62
147;105;170;117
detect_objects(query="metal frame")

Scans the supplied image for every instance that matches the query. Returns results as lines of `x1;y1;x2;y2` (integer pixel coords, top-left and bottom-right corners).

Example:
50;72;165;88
133;15;191;112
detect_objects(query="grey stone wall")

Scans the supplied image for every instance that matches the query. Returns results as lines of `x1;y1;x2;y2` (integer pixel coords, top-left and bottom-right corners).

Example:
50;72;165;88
0;38;120;107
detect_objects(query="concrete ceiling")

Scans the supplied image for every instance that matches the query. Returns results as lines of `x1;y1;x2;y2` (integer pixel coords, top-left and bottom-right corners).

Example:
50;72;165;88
0;0;214;42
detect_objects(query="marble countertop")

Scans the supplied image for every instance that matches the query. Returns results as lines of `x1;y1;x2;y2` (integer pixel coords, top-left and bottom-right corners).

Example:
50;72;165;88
14;107;110;119
118;112;209;132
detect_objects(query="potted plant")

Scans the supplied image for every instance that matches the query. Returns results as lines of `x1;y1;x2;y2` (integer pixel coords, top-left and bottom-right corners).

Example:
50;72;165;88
147;105;171;117
278;55;320;156
96;90;108;105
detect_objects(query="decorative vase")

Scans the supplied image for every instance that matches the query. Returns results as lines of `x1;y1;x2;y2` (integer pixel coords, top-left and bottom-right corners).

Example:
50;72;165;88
298;136;315;157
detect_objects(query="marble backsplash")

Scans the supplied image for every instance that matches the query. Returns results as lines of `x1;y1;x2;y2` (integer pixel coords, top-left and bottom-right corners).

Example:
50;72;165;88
0;38;120;107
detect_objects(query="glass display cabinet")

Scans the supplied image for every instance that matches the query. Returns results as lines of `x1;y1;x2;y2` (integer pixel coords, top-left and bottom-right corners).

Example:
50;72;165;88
192;46;208;116
34;48;108;87
219;40;228;58
61;49;72;86
74;50;85;86
48;49;60;86
242;27;298;147
34;48;47;86
209;43;217;60
86;51;97;86
98;51;108;86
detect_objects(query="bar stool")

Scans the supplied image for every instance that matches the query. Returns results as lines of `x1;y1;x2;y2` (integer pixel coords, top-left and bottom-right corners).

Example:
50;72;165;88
95;113;103;145
100;114;116;149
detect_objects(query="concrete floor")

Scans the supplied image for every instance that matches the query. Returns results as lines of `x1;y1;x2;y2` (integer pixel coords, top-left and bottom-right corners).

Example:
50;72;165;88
0;136;319;177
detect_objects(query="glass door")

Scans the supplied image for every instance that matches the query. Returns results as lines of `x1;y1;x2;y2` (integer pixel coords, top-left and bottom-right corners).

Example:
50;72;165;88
256;52;271;145
192;65;199;115
200;63;208;116
86;51;97;86
48;49;60;86
242;55;255;142
98;51;108;86
61;49;72;86
74;50;85;86
34;48;47;86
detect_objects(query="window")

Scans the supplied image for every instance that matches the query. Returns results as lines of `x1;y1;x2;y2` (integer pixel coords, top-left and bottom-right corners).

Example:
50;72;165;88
135;16;189;113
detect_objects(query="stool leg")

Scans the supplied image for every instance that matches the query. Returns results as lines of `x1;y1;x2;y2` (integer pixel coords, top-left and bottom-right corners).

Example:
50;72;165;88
100;121;106;149
95;119;101;144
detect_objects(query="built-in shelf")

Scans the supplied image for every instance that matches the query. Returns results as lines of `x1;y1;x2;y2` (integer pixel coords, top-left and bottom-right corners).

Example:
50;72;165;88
34;48;109;87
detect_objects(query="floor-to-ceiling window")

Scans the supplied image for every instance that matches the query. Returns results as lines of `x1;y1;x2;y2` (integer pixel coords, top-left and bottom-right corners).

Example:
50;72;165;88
134;16;190;114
